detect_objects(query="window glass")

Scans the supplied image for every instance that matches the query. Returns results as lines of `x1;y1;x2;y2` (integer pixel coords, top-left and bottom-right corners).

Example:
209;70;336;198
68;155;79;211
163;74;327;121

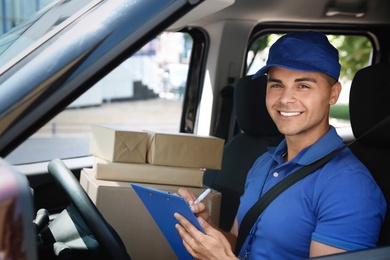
246;33;372;128
0;0;56;35
0;0;98;69
6;32;192;164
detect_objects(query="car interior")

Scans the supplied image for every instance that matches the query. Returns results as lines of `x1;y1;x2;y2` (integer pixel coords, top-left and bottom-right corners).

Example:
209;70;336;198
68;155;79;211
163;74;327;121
1;0;390;259
203;74;284;231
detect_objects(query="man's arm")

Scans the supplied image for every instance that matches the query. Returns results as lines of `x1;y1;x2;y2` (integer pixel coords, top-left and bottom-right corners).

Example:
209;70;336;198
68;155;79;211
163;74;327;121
229;219;347;257
310;240;346;258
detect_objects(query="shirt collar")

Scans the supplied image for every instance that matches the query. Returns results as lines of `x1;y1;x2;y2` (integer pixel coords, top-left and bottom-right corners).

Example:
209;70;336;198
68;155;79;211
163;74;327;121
268;126;344;165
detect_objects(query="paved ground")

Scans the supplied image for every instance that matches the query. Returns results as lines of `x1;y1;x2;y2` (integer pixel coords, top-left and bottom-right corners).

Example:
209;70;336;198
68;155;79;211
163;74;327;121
37;98;183;135
6;98;183;164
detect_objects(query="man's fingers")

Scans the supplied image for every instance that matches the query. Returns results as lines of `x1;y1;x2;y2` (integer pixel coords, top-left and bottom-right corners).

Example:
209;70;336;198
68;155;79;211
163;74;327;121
175;212;198;233
175;213;202;256
190;201;206;213
198;216;210;230
182;238;198;258
177;188;197;204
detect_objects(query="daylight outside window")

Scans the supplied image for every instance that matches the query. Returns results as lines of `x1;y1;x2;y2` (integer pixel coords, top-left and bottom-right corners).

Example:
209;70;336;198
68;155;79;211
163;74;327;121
6;32;192;164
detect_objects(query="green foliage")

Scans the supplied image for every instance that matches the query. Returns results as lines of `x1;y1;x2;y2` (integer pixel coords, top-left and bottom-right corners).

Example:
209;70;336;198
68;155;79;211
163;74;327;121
328;35;372;81
330;104;350;120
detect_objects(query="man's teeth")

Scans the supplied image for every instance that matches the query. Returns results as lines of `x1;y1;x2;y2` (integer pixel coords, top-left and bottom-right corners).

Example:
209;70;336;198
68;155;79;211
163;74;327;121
280;111;300;116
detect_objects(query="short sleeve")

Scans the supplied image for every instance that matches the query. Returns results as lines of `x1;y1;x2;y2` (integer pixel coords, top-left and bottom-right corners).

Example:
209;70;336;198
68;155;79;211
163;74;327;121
312;169;386;250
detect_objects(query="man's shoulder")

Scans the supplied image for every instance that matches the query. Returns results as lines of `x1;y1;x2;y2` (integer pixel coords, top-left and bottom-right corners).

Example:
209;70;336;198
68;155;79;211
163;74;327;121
329;147;370;175
317;148;380;191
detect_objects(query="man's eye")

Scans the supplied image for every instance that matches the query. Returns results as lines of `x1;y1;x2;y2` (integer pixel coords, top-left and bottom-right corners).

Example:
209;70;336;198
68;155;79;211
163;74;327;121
298;84;310;89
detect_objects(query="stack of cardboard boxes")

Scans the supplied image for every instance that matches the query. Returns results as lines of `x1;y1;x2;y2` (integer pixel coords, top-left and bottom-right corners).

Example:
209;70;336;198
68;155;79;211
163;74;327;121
80;125;224;260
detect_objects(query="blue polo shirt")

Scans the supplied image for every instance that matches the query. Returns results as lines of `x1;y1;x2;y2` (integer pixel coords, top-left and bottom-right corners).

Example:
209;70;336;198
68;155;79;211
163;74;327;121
237;126;386;259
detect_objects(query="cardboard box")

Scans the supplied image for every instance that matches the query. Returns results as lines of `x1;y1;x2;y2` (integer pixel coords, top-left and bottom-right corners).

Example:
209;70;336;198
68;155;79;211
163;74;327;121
93;157;204;187
147;132;224;169
90;125;148;163
80;168;221;260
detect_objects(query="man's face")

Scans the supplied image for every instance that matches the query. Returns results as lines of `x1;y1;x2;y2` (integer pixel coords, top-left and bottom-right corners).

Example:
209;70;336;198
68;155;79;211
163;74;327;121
265;66;341;142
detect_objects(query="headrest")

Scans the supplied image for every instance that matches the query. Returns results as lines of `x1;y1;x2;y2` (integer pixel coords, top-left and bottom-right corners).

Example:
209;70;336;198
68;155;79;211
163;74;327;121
349;62;390;145
234;75;280;136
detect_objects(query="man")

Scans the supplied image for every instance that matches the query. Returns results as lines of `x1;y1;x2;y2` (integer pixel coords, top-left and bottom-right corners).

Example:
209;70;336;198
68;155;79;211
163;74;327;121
174;31;386;259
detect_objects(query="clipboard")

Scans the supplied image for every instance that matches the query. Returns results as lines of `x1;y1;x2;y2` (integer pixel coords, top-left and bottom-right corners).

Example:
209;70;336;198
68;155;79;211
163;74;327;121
131;183;205;260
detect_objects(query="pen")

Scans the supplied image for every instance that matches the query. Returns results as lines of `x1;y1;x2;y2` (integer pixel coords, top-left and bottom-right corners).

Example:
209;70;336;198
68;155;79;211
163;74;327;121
194;188;211;204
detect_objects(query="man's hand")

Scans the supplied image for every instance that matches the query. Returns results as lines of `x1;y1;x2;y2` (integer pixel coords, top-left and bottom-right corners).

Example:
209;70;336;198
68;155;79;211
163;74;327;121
174;213;237;260
177;188;213;225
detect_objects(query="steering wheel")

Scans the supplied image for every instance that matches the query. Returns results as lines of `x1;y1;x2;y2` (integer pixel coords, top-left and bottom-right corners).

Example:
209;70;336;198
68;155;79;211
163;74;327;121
48;158;131;260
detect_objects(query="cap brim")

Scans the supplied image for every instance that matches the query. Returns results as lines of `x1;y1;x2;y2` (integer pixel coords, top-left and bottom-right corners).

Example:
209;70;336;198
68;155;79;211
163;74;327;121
252;66;271;79
252;61;327;80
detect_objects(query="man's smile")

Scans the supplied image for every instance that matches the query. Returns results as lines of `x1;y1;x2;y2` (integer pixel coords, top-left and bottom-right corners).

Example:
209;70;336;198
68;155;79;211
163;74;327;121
279;111;302;117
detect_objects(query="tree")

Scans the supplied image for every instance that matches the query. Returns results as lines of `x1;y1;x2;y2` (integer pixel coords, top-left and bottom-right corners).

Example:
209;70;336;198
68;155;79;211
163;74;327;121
329;35;372;81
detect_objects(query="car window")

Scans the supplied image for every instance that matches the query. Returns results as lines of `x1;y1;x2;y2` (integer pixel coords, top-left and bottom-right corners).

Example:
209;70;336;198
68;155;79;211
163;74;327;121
0;0;55;35
5;31;193;164
246;33;373;128
0;0;100;70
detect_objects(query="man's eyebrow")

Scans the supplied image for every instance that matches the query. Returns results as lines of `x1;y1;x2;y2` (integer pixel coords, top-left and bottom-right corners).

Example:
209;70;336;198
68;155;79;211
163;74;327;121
295;77;317;83
267;77;282;83
267;77;317;84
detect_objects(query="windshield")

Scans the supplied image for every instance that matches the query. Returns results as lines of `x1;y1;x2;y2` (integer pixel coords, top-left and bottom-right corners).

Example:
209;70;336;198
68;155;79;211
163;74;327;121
0;0;100;71
0;0;201;158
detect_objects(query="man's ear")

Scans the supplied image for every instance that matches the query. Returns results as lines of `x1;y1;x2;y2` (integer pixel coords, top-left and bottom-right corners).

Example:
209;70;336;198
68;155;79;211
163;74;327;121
329;81;342;105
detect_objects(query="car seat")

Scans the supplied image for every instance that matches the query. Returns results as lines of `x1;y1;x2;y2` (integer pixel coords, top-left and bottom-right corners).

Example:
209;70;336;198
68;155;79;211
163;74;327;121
203;75;284;231
348;62;390;245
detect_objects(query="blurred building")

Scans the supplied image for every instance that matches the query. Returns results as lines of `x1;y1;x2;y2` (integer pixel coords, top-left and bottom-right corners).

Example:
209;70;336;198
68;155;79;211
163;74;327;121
0;0;54;34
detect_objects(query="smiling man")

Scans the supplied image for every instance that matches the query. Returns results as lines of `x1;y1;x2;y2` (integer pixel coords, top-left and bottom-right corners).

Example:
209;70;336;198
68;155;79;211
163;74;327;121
265;67;341;161
175;31;386;259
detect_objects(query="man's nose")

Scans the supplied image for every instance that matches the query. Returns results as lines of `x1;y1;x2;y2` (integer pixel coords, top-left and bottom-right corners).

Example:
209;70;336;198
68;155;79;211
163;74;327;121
279;87;296;103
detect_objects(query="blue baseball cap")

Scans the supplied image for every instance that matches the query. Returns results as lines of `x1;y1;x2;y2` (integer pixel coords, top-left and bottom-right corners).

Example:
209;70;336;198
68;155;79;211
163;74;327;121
253;31;341;80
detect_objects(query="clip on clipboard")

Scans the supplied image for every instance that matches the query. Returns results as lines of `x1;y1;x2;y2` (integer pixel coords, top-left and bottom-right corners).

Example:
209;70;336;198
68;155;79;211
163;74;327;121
131;183;205;260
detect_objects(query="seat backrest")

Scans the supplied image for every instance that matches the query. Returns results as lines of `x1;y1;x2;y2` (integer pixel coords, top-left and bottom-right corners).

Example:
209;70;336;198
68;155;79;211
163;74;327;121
203;75;283;231
348;62;390;245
